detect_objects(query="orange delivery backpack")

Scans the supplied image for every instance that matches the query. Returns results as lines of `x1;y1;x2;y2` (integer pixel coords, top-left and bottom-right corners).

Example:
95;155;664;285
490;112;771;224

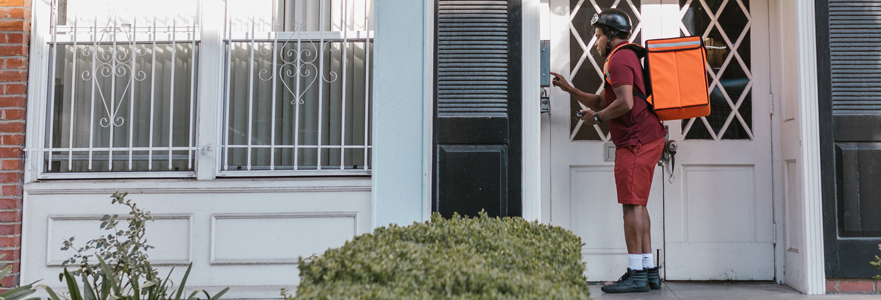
603;36;711;121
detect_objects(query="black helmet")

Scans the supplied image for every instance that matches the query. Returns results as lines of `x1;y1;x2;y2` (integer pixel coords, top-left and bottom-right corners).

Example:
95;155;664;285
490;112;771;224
591;9;632;34
591;9;633;56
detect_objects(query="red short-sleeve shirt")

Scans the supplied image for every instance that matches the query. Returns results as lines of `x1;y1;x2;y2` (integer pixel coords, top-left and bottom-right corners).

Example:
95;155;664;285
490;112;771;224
603;41;667;148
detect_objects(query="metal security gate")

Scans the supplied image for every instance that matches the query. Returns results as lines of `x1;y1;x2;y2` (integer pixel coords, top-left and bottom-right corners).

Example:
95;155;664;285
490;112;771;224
818;0;881;278
433;0;522;218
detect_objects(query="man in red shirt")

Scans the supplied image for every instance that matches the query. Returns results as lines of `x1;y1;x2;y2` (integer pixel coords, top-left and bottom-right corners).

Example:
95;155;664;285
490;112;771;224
550;8;666;293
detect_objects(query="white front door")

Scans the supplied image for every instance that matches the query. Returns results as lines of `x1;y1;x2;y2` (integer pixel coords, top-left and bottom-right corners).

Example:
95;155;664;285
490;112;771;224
547;0;774;281
662;0;774;280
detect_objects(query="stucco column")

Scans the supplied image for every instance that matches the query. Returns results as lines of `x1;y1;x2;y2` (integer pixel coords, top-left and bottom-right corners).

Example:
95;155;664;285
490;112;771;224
372;0;427;228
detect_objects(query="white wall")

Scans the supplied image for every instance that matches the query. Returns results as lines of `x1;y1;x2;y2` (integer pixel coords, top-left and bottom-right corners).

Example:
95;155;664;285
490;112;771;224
22;179;371;299
372;0;429;228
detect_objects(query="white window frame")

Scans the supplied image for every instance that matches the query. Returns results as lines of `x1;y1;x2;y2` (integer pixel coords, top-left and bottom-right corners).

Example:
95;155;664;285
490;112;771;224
25;0;373;182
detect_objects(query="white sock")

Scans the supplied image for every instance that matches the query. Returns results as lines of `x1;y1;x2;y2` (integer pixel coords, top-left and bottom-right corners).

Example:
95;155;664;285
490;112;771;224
628;254;643;270
642;253;655;269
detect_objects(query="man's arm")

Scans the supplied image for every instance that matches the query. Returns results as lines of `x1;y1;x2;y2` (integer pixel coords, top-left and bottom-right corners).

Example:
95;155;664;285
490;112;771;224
596;85;634;121
550;72;605;111
569;87;606;111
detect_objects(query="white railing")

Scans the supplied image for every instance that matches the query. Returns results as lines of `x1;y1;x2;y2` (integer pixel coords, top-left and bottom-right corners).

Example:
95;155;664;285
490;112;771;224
38;0;200;177
219;0;373;176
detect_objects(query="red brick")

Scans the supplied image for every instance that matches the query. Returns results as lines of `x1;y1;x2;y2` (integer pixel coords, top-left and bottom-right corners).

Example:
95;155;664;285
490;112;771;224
0;159;20;170
0;172;21;183
0;148;21;159
0;250;19;260
1;84;26;95
0;199;19;209
0;71;26;82
0;97;26;108
0;224;20;235
0;20;22;32
826;280;839;292
1;109;23;121
0;276;15;288
0;123;23;134
0;185;19;197
0;0;27;7
0;211;20;222
7;9;23;19
0;236;18;248
837;280;875;293
4;34;24;45
4;59;23;70
0;45;25;57
0;135;22;146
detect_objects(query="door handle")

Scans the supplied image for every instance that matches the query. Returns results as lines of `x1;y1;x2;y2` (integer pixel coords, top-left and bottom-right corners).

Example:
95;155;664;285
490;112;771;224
659;139;678;183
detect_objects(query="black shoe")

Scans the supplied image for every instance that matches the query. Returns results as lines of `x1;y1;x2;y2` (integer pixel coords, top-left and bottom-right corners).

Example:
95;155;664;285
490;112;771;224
646;266;662;290
600;268;650;293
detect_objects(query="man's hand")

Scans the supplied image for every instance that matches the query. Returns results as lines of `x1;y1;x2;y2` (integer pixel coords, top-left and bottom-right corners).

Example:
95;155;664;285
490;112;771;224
579;109;598;125
550;72;573;93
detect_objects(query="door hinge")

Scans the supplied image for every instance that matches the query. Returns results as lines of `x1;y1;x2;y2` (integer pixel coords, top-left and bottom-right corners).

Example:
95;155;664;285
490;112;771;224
769;93;774;116
772;222;777;245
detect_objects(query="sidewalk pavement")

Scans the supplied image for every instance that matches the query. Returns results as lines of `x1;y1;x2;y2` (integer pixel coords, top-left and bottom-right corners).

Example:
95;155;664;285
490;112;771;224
588;282;880;299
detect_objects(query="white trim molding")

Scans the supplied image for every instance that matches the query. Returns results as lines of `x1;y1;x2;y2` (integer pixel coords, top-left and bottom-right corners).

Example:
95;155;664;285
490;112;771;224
522;0;542;221
209;212;358;265
795;0;826;295
423;0;435;222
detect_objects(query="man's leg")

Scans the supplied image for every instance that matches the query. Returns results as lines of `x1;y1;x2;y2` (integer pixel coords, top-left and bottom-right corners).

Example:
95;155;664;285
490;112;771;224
640;205;653;267
602;204;651;293
622;204;644;272
637;201;662;290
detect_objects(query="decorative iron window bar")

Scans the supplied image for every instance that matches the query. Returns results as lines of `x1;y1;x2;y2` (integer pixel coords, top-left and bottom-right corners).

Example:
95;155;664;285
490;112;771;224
219;0;373;176
38;1;200;178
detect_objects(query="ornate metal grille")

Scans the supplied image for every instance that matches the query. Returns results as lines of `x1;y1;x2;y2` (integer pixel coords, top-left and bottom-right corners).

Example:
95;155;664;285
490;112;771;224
41;0;200;176
221;0;373;175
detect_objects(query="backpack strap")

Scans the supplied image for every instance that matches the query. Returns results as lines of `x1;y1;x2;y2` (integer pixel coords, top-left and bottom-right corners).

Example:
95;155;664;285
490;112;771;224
603;43;661;122
603;43;649;99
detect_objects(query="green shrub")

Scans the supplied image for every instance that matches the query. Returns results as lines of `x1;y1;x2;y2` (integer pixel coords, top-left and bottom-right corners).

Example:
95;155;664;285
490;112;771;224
293;212;590;300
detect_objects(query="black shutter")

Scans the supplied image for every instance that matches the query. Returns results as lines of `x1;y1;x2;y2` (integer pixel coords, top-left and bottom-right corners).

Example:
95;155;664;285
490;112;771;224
820;0;881;277
829;0;881;114
433;0;522;218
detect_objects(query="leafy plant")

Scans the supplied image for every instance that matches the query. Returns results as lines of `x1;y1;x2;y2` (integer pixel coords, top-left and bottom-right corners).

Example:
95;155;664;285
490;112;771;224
293;212;590;299
61;192;155;280
0;254;39;300
872;244;881;281
47;192;229;300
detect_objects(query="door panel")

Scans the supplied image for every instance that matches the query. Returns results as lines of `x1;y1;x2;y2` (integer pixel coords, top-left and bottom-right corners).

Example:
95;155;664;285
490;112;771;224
664;0;774;280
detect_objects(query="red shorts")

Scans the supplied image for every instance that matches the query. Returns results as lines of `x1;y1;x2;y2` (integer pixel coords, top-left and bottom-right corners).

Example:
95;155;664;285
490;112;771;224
614;137;665;206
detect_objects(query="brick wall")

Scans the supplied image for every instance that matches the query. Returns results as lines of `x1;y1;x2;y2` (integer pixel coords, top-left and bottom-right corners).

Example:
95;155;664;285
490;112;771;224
0;0;29;290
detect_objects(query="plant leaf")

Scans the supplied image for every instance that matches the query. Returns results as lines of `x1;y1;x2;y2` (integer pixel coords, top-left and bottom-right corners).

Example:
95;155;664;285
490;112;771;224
0;265;12;282
82;272;97;300
209;287;229;300
96;257;120;296
173;263;193;300
63;269;84;300
43;286;63;300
